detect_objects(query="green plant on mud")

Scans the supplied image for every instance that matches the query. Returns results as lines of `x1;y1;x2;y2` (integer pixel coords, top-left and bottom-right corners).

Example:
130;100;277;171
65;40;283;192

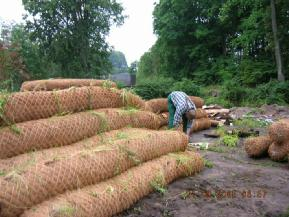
216;125;226;137
233;117;269;129
207;145;229;153
204;159;214;168
180;190;193;200
222;135;239;147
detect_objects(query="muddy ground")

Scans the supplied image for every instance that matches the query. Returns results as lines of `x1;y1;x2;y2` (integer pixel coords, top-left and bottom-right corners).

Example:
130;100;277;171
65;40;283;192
117;128;289;217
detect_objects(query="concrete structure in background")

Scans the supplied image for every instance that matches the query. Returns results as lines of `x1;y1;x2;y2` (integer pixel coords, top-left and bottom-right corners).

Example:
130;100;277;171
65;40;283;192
110;73;136;87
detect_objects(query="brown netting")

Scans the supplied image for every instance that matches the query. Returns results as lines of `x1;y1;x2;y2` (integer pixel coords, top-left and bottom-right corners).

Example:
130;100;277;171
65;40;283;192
20;79;117;91
189;96;204;108
190;118;211;134
210;120;220;127
159;112;169;127
145;99;168;113
21;151;204;217
194;109;208;119
0;129;188;217
145;96;204;114
0;108;163;159
268;119;289;145
0;86;145;125
157;109;207;129
0;129;154;173
268;142;289;161
244;136;272;158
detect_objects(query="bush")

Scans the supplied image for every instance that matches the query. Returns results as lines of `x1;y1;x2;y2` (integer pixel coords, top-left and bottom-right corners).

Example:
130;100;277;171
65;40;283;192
134;77;174;100
171;78;201;96
205;96;233;108
222;79;249;105
247;80;289;106
237;59;275;86
134;77;202;100
222;135;239;147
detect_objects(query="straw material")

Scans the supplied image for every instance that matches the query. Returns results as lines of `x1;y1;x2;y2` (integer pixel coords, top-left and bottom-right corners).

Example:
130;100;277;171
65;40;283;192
0;108;163;159
268;119;289;145
268;142;289;161
0;129;152;173
159;112;169;127
190;118;211;134
21;151;204;217
189;96;204;109
194;109;208;119
210;120;220;127
0;86;145;125
146;96;204;114
0;129;188;217
244;136;272;158
20;79;117;91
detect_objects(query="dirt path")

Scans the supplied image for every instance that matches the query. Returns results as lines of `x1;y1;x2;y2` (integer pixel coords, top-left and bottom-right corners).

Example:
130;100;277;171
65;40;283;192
117;129;289;217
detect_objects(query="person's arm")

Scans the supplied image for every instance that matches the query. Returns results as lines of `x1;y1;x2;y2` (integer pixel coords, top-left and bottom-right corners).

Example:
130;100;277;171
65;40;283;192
173;105;185;127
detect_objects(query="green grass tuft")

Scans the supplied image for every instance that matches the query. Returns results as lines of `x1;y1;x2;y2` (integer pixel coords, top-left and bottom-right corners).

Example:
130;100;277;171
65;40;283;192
233;117;269;129
222;135;239;147
54;204;76;217
150;172;167;195
204;159;214;168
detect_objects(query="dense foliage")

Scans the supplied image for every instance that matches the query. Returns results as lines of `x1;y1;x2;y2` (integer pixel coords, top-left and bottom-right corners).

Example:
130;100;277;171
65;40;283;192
136;0;289;105
22;0;124;77
109;51;128;74
0;0;125;91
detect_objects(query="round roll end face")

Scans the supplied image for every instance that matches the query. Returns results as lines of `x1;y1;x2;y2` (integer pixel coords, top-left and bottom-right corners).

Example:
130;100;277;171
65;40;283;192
244;136;271;158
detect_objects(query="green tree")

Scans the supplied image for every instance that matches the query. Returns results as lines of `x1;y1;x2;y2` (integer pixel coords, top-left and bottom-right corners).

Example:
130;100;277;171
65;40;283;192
109;50;128;74
22;0;124;77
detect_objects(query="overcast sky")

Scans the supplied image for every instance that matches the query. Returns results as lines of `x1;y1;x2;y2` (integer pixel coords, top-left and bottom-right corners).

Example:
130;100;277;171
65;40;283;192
0;0;158;64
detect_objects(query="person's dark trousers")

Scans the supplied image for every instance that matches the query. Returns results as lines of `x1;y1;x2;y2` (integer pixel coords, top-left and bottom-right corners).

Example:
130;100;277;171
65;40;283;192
168;95;188;133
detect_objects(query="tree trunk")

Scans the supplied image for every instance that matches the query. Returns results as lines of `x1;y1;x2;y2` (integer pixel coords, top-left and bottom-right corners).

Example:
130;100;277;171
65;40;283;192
271;0;285;81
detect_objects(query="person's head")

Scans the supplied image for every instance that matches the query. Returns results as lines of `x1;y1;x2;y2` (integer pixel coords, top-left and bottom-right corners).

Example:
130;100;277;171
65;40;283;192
185;109;195;120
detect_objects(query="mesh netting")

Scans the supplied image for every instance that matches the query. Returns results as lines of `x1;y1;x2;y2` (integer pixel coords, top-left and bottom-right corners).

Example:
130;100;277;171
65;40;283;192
190;118;211;134
159;112;169;127
0;108;163;159
0;87;145;125
210;120;220;127
21;151;204;217
268;119;289;145
0;129;154;173
145;97;204;114
20;79;117;91
268;142;289;161
244;136;272;158
189;96;204;108
0;129;188;217
195;109;208;119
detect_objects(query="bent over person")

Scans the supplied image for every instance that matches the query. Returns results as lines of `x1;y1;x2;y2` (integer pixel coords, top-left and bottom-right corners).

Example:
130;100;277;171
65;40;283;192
168;91;196;135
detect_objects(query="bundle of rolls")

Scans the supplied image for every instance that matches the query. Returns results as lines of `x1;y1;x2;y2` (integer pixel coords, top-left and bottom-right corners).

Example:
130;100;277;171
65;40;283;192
0;79;205;217
146;97;212;133
244;119;289;162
